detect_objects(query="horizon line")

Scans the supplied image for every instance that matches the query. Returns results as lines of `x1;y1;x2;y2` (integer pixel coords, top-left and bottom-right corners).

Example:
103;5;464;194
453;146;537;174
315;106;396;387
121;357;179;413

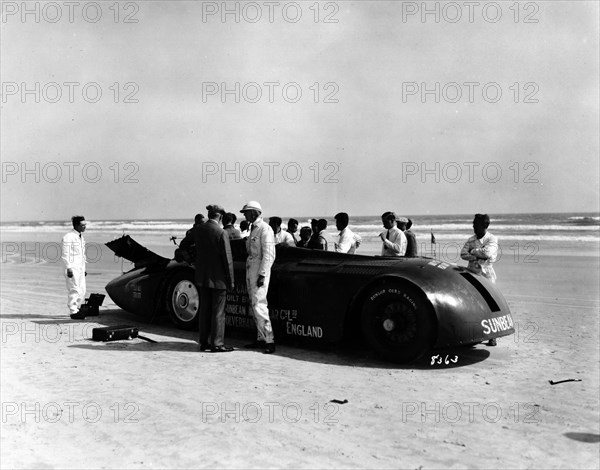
1;210;599;225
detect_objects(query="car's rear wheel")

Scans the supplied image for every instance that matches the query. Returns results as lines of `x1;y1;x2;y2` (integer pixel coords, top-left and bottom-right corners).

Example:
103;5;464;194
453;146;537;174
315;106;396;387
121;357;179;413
360;282;435;363
165;271;199;330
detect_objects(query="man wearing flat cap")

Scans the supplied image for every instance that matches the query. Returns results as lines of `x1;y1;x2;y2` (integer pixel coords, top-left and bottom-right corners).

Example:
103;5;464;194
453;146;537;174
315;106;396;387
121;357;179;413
194;204;235;352
379;212;407;256
240;200;277;354
460;213;499;346
460;213;498;283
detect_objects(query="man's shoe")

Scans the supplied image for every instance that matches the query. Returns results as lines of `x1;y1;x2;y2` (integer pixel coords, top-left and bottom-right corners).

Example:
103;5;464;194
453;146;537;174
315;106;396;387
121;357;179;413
244;340;266;349
211;345;234;352
70;311;86;320
263;343;276;354
487;338;497;346
199;343;211;352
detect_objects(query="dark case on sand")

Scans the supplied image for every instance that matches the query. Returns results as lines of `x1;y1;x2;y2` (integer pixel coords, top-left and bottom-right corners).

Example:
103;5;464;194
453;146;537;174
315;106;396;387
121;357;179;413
80;293;106;317
92;325;138;342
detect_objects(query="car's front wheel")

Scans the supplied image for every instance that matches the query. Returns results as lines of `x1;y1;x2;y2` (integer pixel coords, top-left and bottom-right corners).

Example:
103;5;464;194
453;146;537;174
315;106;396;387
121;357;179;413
360;281;435;363
165;271;199;330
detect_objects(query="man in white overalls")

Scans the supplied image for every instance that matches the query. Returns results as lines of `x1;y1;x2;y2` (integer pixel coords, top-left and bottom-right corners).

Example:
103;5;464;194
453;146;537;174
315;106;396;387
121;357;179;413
240;201;276;354
62;216;87;319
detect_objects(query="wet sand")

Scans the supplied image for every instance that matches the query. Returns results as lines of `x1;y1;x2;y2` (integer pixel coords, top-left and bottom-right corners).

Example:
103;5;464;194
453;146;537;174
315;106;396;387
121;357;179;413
1;234;599;469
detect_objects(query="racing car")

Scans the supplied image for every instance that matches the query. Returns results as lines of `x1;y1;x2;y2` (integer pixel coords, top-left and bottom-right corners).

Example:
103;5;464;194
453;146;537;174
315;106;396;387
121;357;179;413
105;235;514;363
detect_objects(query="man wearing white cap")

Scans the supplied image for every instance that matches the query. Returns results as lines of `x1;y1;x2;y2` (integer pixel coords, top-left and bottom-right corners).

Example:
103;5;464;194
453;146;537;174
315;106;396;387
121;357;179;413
62;215;87;319
240;201;277;354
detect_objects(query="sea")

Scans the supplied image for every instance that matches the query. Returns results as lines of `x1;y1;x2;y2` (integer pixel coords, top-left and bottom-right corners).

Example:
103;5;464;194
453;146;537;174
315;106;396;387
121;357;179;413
1;212;598;263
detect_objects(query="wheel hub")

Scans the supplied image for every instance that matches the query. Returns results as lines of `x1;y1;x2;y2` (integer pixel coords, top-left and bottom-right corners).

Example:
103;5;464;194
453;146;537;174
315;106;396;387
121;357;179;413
177;293;189;308
383;319;395;331
172;281;199;322
379;301;417;343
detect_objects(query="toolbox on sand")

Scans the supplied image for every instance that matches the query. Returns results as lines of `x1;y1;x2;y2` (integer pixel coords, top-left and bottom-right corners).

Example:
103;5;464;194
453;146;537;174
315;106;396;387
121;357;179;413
91;325;138;342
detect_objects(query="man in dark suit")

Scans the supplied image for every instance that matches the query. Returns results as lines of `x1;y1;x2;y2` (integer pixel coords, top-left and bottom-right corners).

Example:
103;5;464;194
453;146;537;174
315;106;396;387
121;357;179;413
194;204;235;352
176;213;205;263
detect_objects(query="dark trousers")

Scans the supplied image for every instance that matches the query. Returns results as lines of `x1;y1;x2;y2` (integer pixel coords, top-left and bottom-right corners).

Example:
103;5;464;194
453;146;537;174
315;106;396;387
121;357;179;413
198;287;227;347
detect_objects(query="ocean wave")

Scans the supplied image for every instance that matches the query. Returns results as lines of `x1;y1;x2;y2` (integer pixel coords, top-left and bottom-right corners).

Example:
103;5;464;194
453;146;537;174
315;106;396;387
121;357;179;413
2;217;598;238
101;223;192;231
0;225;67;233
567;216;600;224
0;222;193;233
347;223;599;232
350;233;599;243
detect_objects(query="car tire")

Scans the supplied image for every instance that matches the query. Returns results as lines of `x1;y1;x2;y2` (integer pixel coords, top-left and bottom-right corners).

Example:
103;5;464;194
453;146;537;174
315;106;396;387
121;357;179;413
360;281;436;363
165;270;199;330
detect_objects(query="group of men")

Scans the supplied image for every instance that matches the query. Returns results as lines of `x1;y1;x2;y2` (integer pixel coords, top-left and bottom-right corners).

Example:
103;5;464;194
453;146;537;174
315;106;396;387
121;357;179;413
267;211;418;258
61;209;499;348
181;211;418;258
274;214;362;253
187;201;276;354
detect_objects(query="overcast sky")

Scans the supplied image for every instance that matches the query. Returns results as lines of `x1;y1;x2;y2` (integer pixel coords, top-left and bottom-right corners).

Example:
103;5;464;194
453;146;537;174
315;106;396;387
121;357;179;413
1;1;598;221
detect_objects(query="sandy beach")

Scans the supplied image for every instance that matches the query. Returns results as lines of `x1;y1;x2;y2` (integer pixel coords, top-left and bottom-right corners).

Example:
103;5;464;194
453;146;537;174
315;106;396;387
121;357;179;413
1;232;599;469
2;0;598;465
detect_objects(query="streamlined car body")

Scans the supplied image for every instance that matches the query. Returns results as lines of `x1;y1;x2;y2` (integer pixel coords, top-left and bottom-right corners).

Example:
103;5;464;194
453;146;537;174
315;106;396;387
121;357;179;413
105;235;514;362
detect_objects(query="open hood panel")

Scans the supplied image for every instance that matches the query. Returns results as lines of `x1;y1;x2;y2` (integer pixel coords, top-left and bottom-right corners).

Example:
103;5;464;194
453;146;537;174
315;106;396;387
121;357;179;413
105;235;170;268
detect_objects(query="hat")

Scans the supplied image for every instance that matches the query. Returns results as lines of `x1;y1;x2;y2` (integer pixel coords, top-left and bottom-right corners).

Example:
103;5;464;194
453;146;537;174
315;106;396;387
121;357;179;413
397;216;408;223
206;204;226;215
240;201;262;213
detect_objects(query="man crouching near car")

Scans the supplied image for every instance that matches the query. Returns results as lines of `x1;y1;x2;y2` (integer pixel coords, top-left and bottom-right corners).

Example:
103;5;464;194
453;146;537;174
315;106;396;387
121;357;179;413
240;201;276;354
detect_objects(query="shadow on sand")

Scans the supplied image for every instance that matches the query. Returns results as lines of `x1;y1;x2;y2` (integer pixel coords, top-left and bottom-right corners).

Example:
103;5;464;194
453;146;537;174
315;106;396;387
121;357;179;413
48;308;493;369
564;432;600;444
2;307;491;368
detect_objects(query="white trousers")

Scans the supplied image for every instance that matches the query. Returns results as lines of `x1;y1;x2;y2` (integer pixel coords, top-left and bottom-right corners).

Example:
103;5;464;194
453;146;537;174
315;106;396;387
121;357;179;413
246;262;274;343
66;268;86;314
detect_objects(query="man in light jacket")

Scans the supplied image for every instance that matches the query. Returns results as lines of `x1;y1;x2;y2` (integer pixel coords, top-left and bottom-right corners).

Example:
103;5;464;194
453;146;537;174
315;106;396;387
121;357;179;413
461;213;499;346
62;215;87;319
241;201;276;354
